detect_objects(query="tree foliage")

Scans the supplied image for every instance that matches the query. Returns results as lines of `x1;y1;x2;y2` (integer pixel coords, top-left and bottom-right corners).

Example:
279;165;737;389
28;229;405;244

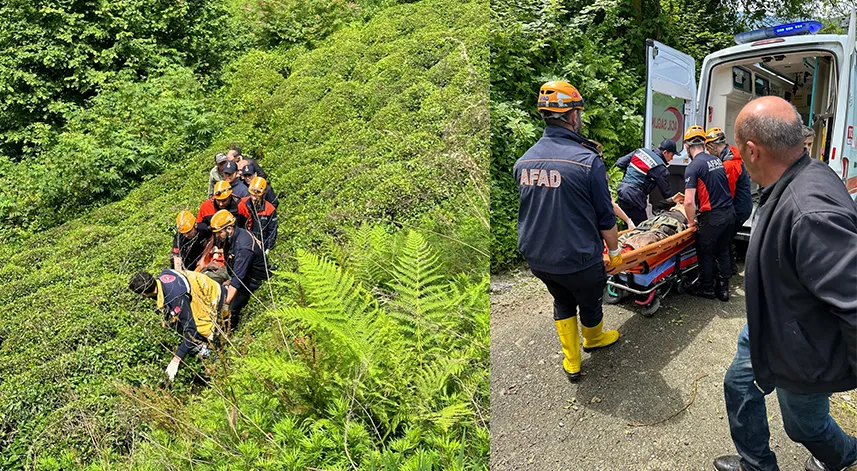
0;0;240;160
0;68;219;235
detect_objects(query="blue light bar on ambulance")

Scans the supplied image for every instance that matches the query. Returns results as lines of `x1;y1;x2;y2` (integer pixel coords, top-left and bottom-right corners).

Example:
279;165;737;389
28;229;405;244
734;21;823;45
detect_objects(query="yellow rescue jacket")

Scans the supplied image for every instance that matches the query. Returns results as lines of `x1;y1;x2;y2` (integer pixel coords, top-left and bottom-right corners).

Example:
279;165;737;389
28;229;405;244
156;270;221;340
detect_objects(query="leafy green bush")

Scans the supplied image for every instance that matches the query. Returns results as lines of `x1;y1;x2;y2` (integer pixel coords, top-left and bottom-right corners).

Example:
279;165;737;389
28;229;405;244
0;0;239;160
0;68;219;235
230;0;419;49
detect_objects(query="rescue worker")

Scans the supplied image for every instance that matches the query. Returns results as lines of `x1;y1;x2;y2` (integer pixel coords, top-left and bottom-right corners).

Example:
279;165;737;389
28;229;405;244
682;125;735;301
222;161;249;199
705;127;752;274
197;181;246;229
616;139;680;225
172;210;212;271
240;163;279;208
514;81;623;382
238;177;278;253
210;209;271;331
128;269;224;380
207;153;229;198
228;146;267;179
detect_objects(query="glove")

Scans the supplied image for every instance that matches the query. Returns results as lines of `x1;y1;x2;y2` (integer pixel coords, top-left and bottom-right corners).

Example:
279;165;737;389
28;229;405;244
627;220;636;230
165;357;180;381
606;248;623;270
196;344;212;360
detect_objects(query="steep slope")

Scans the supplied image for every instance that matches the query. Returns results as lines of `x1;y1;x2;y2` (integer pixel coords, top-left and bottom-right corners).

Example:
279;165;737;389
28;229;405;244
0;0;487;467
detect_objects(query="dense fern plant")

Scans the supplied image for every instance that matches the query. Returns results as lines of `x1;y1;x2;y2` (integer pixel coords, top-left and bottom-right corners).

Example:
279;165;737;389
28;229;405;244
107;228;489;470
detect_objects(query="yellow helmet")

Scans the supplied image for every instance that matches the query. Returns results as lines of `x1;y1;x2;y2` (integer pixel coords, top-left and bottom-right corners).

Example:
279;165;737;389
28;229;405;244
213;181;232;200
210;210;236;233
249;176;267;196
705;127;726;144
537;81;584;113
176;210;195;234
684;125;706;144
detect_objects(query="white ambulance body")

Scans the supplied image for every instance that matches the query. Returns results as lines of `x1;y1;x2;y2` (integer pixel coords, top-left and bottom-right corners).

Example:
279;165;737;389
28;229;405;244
644;14;857;239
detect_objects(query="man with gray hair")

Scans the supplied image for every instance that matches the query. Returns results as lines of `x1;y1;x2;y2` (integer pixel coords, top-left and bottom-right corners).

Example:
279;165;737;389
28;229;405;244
803;125;815;156
208;152;229;198
712;96;857;471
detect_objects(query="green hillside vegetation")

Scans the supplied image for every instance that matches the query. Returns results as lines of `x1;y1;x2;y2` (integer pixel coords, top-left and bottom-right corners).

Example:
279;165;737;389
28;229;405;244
0;0;239;160
0;0;488;468
0;0;434;238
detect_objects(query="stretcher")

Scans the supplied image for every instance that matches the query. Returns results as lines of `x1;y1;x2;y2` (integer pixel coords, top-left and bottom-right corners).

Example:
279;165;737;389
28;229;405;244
602;226;698;317
195;237;225;272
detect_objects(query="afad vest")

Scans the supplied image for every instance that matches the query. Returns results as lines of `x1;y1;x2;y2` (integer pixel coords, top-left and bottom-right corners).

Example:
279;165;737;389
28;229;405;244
156;269;221;340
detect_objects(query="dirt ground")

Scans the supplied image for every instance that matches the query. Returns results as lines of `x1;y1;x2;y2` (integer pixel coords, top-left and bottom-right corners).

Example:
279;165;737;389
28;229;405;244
490;264;857;471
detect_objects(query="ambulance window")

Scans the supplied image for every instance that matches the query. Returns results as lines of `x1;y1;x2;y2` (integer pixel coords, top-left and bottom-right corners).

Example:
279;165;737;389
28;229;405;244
755;76;770;96
733;67;751;93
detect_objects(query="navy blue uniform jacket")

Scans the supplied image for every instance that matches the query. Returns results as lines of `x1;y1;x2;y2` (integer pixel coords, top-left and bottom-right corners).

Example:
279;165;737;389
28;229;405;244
615;148;672;210
227;228;270;289
514;125;615;274
157;269;209;360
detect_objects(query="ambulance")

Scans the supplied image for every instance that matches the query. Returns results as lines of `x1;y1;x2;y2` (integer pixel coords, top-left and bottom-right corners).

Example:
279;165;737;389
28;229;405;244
644;12;857;240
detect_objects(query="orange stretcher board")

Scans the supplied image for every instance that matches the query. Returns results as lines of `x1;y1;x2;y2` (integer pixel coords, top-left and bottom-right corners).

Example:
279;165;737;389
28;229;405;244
603;226;698;275
194;236;225;272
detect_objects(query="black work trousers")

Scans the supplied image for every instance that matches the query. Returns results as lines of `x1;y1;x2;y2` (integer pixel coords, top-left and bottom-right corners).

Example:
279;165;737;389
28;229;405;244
617;200;648;226
229;279;262;330
696;207;735;291
531;263;607;327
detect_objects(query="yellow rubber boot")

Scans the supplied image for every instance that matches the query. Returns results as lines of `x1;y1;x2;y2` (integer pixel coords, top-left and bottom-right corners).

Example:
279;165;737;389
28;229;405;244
555;318;581;381
581;320;620;352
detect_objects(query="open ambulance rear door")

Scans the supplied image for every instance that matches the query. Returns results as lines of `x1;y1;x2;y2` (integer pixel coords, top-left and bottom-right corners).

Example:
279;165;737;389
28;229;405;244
643;39;698;197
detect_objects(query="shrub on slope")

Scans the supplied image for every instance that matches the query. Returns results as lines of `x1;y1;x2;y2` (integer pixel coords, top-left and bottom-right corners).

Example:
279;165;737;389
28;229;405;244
0;68;218;236
0;0;237;159
212;0;488;274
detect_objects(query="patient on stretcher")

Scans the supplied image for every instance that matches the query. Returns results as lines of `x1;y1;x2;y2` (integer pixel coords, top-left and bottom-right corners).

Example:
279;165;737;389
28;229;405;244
616;204;688;252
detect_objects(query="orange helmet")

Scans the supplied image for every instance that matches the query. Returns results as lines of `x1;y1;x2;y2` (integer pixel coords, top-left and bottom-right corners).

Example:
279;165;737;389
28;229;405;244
248;176;267;196
684;125;706;144
213;181;232;200
210;210;236;233
537;81;584;113
176;210;195;234
705;127;726;144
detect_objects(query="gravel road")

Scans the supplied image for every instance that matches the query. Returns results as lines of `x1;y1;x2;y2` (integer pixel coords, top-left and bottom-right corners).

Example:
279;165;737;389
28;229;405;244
490;264;856;471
